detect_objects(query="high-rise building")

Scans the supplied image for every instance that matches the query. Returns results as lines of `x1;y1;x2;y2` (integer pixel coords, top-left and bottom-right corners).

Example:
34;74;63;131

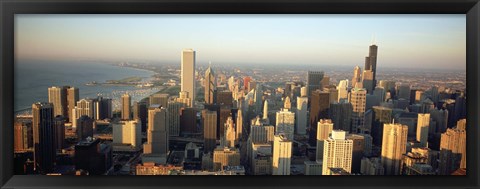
121;93;131;120
48;86;67;117
32;102;55;174
75;138;112;175
272;134;292;175
143;105;169;164
346;134;365;174
112;120;141;147
373;87;386;103
296;96;308;135
364;44;378;87
361;157;384;175
251;143;272;175
416;113;430;147
176;91;192;107
322;130;353;175
309;90;330;146
202;110;218;153
213;147;240;171
53;116;65;151
350;88;367;133
352;66;362;88
236;109;244;143
439;128;466;175
14;119;33;152
167;101;184;137
275;108;295;140
75;98;94;120
76;115;94;141
181;49;196;107
371;106;393;146
316;119;333;161
398;84;411;100
307;71;324;96
95;97;112;120
66;86;79;122
180;107;197;134
250;122;275;144
133;101;148;133
337;80;349;101
330;100;353;132
378;80;396;100
223;116;236;148
362;70;375;94
217;91;233;107
149;93;169;108
283;96;292;110
381;123;408;175
204;64;216;105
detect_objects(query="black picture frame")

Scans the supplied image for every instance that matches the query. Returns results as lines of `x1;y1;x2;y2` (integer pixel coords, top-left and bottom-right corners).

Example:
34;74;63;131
1;0;479;189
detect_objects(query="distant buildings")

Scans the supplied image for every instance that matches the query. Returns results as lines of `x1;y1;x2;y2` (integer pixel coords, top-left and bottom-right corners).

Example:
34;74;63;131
307;71;324;96
309;90;330;146
204;64;216;105
275;108;295;140
439;127;466;175
149;93;169;108
350;88;367;134
74;137;112;175
112;120;141;148
213;147;240;171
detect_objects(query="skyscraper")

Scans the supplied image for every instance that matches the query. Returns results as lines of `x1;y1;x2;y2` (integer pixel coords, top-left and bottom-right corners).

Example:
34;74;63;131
53;116;65;151
75;98;94;119
381;123;408;175
204;64;216;105
330;100;353;132
416;113;430;147
362;70;374;94
66;86;79;122
14;119;32;152
364;43;378;87
32;102;55;173
176;91;192;107
275;109;295;140
307;71;324;96
309;90;330;146
283;96;291;110
133;101;148;132
371;106;393;146
143;105;169;164
181;49;196;107
167;101;184;137
121;93;131;120
76;115;94;141
346;134;365;174
350;88;367;134
112;120;141;148
337;80;349;101
236;109;244;142
352;66;362;88
316;119;333;161
48;86;67;117
223;116;236;148
149;93;169;108
272;134;292;175
296;96;308;135
213;147;240;171
322;130;353;175
202;110;218;153
439;128;466;175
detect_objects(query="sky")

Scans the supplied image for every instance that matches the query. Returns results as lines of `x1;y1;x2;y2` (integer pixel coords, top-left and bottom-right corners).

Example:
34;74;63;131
15;14;466;70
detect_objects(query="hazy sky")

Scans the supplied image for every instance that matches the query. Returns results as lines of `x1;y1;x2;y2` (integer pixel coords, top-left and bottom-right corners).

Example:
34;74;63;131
15;14;466;70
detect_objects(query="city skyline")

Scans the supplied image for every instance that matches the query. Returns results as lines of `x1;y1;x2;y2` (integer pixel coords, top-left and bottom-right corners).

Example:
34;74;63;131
16;14;465;70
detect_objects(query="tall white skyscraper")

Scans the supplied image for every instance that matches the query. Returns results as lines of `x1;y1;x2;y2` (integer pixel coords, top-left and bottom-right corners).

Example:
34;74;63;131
322;130;353;175
381;123;408;175
275;108;295;140
181;49;196;107
296;96;308;135
416;113;430;147
272;134;292;175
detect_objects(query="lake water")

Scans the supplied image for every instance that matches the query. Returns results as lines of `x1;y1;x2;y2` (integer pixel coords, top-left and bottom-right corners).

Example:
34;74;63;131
15;59;161;113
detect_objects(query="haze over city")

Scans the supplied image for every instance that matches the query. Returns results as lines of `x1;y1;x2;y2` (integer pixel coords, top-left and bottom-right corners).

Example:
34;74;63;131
16;14;465;70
